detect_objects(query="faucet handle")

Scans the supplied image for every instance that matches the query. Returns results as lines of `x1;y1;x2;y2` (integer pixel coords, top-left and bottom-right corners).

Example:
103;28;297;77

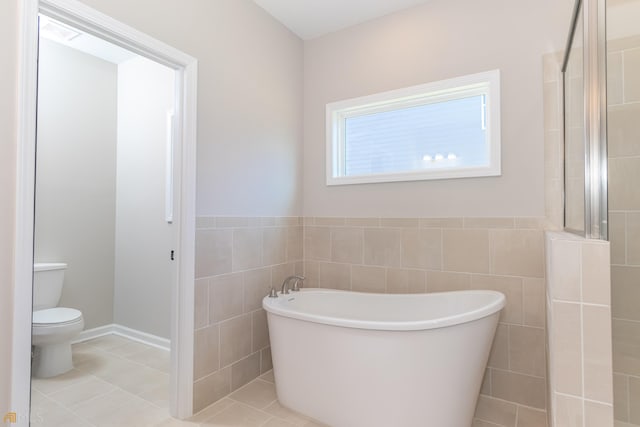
268;287;279;298
291;275;306;292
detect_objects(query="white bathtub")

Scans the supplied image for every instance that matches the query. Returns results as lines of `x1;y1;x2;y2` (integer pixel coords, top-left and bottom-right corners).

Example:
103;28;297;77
263;289;505;427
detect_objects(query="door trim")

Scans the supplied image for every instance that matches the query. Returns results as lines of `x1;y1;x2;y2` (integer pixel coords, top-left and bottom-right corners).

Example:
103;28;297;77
14;0;197;423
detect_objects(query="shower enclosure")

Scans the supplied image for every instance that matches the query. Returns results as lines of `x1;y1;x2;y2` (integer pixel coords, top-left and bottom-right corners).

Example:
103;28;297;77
563;0;640;423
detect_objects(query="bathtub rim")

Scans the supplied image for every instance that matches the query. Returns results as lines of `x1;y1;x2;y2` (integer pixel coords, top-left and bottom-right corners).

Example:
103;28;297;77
263;288;505;331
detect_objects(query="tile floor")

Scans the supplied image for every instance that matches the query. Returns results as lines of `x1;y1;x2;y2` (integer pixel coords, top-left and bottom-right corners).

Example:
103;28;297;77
30;335;325;427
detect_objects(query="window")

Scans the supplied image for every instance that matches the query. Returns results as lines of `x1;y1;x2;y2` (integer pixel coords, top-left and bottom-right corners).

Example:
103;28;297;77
326;70;501;185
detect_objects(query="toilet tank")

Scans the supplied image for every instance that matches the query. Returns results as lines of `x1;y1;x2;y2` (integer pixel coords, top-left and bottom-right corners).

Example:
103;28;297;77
33;263;67;311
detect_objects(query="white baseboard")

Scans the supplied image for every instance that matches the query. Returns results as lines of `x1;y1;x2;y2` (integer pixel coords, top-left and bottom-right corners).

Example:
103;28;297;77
73;323;170;351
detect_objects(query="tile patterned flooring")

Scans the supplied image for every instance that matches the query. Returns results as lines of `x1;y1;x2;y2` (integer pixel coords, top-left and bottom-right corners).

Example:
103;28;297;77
30;335;325;427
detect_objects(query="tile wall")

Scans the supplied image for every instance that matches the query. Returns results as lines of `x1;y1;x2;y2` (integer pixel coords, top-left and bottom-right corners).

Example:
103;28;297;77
303;216;549;427
608;35;640;427
545;232;613;427
193;217;303;412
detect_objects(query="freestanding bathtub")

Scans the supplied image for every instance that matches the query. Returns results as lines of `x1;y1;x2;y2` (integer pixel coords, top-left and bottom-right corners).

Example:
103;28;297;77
263;289;505;427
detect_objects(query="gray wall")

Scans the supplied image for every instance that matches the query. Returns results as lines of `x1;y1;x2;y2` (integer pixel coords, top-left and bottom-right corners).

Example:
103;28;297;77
35;38;117;330
113;56;175;339
303;0;572;217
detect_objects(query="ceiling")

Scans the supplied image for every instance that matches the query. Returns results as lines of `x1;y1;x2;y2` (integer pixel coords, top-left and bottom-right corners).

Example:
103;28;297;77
253;0;433;40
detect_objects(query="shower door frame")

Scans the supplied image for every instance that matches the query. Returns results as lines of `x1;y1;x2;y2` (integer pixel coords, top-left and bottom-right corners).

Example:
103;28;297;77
13;0;198;424
562;0;609;240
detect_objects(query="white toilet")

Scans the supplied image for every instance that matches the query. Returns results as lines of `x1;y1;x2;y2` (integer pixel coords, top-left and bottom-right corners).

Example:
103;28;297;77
32;263;84;378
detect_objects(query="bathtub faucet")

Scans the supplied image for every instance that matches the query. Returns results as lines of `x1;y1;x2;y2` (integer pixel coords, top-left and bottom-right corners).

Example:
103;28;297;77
281;275;305;295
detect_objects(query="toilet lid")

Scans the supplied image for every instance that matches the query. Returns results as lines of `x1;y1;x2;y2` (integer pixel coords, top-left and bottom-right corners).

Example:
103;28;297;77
33;308;82;325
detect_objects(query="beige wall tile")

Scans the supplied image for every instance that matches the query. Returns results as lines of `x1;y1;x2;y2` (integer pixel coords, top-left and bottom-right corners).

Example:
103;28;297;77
230;352;261;392
379;218;419;228
331;227;363;264
243;268;271;312
401;228;442;270
490;230;544;278
346;217;380;227
260;217;276;227
386;268;426;293
263;227;287;265
220;314;252;368
472;275;523;325
582;241;611;305
613;319;640;376
488;324;509;370
523;278;545;328
195;278;210;330
612;266;640;321
610;158;640;211
548;239;581;302
545;131;563;182
363;228;402;267
260;348;272;374
233;228;263;271
630;376;640;424
351;265;386;293
609;104;640;157
584;401;614;427
286;226;303;262
318;262;351;290
544;81;561;131
627;213;640;265
608;52;624;106
509;325;546;377
216;217;249;228
195;229;233;278
277;217;302;227
583;305;614;403
210;273;244;323
271;263;295;290
552;302;583;395
443;229;490;273
252;310;270;352
304;226;330;261
196;216;214;229
194;325;220;380
543;52;562;83
313;217;346;226
516;406;547;427
464;217;515;229
474;395;517;426
624;48;640;102
481;370;491;395
428;271;471;293
609;212;626;265
613;373;629;422
554;393;583;427
303;261;319;288
491;369;546;409
515;217;546;230
420;218;464;228
193;367;231;413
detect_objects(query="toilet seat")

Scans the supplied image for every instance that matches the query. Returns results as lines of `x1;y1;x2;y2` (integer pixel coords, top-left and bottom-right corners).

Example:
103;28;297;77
33;307;83;326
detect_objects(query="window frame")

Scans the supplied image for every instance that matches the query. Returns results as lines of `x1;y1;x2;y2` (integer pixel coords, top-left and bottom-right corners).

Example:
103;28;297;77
325;69;501;186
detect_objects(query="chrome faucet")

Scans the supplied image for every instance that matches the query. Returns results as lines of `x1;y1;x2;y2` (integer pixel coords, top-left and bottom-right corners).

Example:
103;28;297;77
281;275;305;295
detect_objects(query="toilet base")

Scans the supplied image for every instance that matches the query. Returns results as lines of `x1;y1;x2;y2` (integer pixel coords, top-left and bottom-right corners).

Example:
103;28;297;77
32;342;73;378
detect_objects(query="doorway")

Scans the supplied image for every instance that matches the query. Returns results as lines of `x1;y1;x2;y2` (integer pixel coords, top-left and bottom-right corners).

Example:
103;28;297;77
31;14;176;425
14;0;197;425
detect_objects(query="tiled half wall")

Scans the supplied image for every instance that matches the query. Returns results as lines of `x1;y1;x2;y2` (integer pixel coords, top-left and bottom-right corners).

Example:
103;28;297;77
194;216;549;426
193;217;303;412
545;232;613;427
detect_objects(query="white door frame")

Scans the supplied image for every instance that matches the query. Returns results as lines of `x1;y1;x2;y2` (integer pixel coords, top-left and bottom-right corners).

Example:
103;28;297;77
13;0;197;423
